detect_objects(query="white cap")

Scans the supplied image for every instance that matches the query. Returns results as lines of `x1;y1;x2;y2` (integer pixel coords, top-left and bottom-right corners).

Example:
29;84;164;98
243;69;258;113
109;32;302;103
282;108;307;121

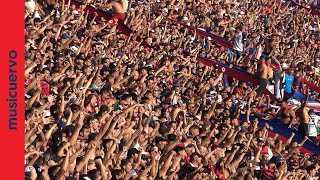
72;10;79;15
130;170;137;176
281;63;288;69
25;166;35;173
101;17;107;22
182;16;188;21
70;46;79;53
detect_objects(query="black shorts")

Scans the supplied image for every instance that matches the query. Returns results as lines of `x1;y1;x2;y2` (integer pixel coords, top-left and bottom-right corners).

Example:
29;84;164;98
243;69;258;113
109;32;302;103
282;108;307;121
298;123;308;136
257;78;268;96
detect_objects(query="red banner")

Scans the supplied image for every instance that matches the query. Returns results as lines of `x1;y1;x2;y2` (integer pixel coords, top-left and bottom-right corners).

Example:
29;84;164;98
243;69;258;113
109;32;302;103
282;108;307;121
0;0;24;178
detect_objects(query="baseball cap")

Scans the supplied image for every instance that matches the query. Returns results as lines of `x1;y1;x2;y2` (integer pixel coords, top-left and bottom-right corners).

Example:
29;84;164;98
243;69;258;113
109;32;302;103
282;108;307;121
281;63;288;69
174;143;185;152
61;33;71;39
155;136;167;143
260;146;269;154
168;134;177;141
186;144;194;148
270;156;282;165
309;109;315;114
258;138;265;143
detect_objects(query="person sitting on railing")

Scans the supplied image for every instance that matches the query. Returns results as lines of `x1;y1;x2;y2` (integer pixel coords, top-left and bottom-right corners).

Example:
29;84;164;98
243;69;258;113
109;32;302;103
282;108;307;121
297;89;311;137
273;101;296;128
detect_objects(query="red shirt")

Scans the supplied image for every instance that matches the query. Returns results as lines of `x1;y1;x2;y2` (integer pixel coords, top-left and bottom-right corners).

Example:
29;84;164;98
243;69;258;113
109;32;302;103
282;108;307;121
184;155;190;164
41;81;50;95
215;168;226;180
235;86;245;97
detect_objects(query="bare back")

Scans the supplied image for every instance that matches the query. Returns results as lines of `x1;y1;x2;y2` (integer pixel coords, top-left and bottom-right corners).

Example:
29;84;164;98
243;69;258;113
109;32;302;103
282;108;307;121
109;1;125;14
279;108;291;125
119;0;128;12
296;107;309;124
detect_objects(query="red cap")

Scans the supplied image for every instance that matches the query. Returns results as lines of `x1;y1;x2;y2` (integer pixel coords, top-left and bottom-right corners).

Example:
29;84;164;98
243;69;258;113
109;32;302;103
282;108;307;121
261;146;269;154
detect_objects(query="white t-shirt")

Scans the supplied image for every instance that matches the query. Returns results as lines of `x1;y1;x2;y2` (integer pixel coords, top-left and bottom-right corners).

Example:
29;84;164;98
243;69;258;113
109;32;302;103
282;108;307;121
308;114;320;137
233;32;244;52
313;66;320;73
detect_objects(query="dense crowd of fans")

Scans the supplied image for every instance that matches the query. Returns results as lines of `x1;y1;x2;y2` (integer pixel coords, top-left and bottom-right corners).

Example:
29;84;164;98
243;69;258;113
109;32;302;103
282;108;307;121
25;0;320;179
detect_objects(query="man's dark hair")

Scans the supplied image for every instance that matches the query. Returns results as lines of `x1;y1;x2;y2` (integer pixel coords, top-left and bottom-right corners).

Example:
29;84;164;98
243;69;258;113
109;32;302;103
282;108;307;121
80;125;89;134
121;159;130;168
88;169;99;180
70;104;81;112
236;26;243;31
98;105;109;115
102;138;113;147
65;125;76;137
306;165;316;173
190;152;202;162
127;148;140;159
48;165;59;177
111;169;122;180
189;125;199;133
42;67;51;73
88;133;97;142
101;86;111;94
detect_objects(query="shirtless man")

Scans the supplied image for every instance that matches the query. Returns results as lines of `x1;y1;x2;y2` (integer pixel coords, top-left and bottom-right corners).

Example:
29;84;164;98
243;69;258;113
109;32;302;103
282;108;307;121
98;0;128;22
296;90;309;136
256;57;273;96
274;101;296;127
